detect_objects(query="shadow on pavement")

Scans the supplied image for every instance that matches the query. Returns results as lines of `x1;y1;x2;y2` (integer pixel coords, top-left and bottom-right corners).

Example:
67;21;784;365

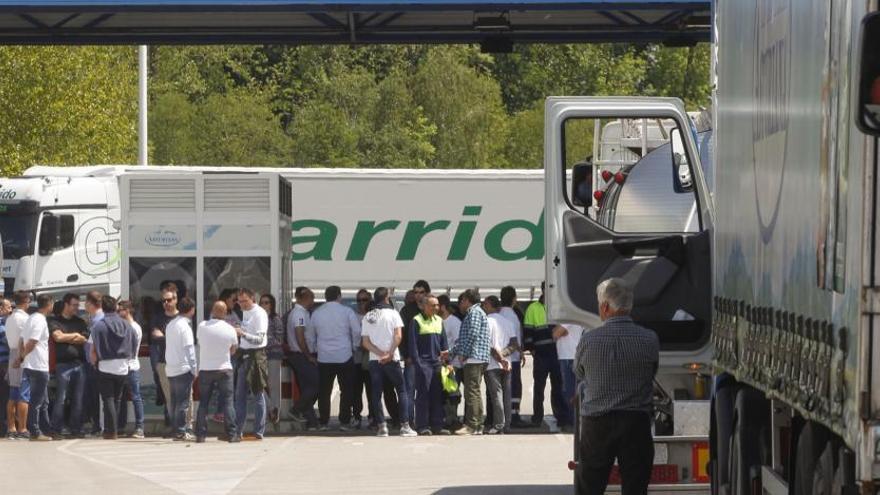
433;485;571;495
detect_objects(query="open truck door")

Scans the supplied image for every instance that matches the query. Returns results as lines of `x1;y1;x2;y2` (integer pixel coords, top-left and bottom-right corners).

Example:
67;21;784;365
544;97;713;353
546;98;714;491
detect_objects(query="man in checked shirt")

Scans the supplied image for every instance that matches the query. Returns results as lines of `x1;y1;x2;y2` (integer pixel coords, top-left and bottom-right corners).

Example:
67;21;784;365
574;278;659;495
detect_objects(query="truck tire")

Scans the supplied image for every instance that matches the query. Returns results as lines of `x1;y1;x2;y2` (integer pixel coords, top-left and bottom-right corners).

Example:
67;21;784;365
710;378;736;495
793;422;830;495
728;387;769;495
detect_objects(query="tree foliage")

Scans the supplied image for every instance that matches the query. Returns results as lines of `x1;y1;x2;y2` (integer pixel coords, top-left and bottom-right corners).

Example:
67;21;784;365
0;42;712;174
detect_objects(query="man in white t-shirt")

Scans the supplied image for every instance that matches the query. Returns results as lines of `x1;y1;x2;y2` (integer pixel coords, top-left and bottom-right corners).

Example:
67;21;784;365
165;297;197;441
5;291;31;439
482;296;519;434
360;287;416;438
196;300;240;443
499;286;527;427
234;287;269;439
286;286;318;429
553;322;586;434
18;294;54;441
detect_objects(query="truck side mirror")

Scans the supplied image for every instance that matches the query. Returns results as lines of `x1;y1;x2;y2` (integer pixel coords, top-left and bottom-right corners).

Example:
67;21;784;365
38;213;60;256
571;161;592;207
857;12;880;136
670;127;694;193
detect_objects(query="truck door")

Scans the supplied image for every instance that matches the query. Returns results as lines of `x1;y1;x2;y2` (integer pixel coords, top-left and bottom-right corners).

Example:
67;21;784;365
544;97;713;353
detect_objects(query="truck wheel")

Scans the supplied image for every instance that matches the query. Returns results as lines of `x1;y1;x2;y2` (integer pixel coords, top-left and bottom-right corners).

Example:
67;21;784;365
793;422;830;495
710;378;736;495
728;387;769;495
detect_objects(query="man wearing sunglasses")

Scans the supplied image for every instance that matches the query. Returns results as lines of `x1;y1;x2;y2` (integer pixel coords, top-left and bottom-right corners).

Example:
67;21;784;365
152;289;180;433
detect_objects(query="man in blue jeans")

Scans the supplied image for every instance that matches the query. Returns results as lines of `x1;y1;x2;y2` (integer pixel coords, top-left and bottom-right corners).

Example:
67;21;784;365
361;287;417;437
48;293;89;439
196;301;240;443
286;287;319;429
165;297;197;441
234;288;269;439
553;322;585;433
19;294;54;441
117;300;146;438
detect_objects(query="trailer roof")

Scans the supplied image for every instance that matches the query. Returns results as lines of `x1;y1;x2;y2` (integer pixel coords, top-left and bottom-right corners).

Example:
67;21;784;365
0;0;710;44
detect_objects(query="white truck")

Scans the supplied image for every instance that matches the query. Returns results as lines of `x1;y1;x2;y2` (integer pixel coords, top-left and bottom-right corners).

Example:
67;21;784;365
546;2;880;495
0;166;546;302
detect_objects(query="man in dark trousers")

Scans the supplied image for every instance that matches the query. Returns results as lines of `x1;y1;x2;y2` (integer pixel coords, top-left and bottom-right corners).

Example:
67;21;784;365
575;278;659;495
89;296;138;440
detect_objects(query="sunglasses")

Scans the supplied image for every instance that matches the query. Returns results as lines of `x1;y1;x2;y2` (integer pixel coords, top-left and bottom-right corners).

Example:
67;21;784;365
163;298;176;303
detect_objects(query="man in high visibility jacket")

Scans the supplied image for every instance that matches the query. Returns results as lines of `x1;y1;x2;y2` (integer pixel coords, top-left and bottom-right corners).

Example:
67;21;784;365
523;282;568;430
407;294;450;435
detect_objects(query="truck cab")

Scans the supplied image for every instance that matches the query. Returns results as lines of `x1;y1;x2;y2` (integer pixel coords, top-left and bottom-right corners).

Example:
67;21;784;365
0;168;121;299
544;97;714;488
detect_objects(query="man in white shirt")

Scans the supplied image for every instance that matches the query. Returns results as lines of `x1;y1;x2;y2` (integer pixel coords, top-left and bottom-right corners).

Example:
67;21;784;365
165;297;197;441
196;300;240;443
360;287;416;437
89;296;138;440
5;291;31;439
438;295;463;431
309;285;361;431
553;322;586;434
117;300;145;439
19;294;53;441
286;286;318;429
483;296;519;434
234;287;269;439
499;286;527;427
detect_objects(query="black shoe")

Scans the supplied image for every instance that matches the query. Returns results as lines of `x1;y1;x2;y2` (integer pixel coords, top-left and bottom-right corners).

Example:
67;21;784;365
196;436;206;443
229;434;242;443
510;418;531;429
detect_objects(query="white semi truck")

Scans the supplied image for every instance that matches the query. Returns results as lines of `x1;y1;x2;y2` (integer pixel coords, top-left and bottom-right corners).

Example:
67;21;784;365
547;2;880;495
0;166;545;302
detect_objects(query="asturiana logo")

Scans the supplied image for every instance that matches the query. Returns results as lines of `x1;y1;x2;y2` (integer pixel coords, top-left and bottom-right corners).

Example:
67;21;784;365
145;229;181;248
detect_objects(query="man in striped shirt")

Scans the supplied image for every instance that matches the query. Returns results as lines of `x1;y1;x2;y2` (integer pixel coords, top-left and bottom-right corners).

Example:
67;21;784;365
575;278;659;495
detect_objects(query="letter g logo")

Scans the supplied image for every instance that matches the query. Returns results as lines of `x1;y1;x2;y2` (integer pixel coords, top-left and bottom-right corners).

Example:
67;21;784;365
74;216;121;276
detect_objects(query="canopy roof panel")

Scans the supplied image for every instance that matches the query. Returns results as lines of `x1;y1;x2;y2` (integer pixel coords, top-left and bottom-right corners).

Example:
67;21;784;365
0;0;710;44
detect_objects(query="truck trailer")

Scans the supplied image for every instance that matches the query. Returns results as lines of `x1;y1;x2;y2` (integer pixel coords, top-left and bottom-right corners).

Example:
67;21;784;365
545;1;880;495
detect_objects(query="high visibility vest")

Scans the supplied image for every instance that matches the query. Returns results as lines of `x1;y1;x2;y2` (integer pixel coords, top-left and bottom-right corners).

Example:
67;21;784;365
414;314;443;335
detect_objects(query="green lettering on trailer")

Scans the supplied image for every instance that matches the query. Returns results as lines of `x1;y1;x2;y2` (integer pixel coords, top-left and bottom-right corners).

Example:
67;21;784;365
447;206;481;261
291;219;337;261
346;220;401;261
396;220;451;261
484;212;544;261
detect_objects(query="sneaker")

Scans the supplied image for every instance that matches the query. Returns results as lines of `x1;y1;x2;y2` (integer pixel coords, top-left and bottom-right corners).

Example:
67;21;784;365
131;429;145;439
50;432;66;441
5;432;17;440
174;432;196;442
229;434;242;443
254;433;264;441
399;423;417;437
306;424;319;432
16;431;30;440
30;434;53;442
350;417;362;430
290;412;307;424
418;428;432;436
455;426;483;436
338;424;350;433
376;423;389;437
510;417;532;429
433;428;452;436
270;408;280;425
318;424;330;432
486;427;504;435
195;436;206;443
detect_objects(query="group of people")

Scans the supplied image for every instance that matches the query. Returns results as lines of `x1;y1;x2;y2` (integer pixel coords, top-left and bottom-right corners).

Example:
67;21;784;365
0;279;588;441
285;280;588;437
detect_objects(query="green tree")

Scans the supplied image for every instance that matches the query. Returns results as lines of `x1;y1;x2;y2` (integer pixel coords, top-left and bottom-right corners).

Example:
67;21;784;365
0;47;137;176
411;47;508;168
643;44;712;109
151;89;292;166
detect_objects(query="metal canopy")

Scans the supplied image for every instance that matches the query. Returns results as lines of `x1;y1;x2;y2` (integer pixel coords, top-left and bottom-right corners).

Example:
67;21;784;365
0;0;710;44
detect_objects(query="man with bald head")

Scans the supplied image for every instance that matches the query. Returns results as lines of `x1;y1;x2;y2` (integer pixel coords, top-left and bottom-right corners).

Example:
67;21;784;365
195;301;239;443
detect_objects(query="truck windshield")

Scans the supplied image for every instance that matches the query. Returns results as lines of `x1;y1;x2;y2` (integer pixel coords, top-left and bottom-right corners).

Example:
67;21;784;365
0;204;39;259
